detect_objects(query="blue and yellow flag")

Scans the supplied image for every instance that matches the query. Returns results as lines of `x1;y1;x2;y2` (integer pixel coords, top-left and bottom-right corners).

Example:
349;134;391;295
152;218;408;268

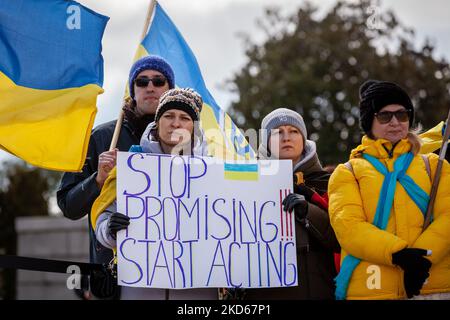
133;2;254;160
419;121;447;154
0;0;109;171
224;163;259;181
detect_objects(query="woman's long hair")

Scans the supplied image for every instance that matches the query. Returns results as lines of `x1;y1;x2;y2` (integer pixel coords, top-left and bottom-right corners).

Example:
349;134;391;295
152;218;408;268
407;127;423;155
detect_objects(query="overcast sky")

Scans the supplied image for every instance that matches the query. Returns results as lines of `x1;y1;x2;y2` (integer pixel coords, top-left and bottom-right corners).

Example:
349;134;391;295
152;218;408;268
2;0;450;164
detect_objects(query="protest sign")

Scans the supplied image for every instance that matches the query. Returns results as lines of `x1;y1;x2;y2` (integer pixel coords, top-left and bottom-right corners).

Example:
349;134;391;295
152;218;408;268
116;152;296;289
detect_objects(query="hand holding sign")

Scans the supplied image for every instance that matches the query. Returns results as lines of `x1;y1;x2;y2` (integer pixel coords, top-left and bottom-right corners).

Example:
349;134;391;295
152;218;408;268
282;193;308;220
116;152;297;289
107;212;130;240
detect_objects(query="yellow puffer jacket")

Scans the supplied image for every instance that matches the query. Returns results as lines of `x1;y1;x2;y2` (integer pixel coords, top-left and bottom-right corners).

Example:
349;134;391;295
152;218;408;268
329;136;450;300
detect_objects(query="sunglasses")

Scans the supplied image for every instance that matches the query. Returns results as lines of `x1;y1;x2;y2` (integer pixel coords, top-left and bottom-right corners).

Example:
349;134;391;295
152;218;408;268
374;110;411;124
134;76;167;88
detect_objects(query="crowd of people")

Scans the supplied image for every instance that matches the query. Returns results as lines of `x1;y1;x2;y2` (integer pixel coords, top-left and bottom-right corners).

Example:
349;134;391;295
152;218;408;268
57;55;450;300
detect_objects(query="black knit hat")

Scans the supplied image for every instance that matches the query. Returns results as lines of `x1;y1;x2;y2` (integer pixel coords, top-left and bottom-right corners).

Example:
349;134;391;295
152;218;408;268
359;80;415;134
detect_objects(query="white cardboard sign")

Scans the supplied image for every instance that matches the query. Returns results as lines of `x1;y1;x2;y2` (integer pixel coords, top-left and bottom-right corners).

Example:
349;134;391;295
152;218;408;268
116;152;297;289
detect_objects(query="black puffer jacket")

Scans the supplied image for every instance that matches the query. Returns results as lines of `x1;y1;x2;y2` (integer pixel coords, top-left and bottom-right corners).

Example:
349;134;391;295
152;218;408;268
245;141;340;300
57;110;154;266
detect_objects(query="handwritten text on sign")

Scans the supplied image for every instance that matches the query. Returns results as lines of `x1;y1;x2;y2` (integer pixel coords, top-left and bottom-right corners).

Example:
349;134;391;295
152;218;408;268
116;152;297;289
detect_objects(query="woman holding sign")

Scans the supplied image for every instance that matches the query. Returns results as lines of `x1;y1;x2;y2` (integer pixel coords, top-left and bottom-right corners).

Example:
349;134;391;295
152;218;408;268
328;80;450;300
93;88;216;300
243;108;340;300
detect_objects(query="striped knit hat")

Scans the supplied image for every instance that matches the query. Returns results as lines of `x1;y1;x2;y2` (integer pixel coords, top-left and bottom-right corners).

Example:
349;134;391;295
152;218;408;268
155;88;203;122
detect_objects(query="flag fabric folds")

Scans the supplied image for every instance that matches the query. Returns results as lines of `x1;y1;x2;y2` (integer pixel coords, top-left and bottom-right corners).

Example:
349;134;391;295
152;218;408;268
134;2;254;160
419;121;447;154
0;0;109;171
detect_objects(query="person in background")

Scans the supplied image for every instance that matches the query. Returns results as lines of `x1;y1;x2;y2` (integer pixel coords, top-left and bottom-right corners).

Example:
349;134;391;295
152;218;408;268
328;80;450;300
244;108;340;300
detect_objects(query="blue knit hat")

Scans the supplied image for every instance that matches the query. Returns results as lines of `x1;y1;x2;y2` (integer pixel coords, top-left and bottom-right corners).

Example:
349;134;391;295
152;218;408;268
128;55;175;99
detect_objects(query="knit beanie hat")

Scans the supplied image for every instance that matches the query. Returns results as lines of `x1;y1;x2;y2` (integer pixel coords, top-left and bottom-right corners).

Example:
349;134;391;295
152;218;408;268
359;80;415;134
128;55;175;99
155;88;203;122
261;108;308;145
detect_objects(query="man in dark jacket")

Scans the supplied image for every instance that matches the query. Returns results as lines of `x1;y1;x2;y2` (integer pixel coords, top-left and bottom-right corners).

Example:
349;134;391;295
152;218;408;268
56;55;175;297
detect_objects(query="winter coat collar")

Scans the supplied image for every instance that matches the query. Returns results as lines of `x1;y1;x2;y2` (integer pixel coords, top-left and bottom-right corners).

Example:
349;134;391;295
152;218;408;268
293;140;324;175
350;135;412;160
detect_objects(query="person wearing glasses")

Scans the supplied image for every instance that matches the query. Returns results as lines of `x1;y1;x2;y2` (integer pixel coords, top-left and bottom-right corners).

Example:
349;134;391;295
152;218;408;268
56;55;175;299
328;80;450;300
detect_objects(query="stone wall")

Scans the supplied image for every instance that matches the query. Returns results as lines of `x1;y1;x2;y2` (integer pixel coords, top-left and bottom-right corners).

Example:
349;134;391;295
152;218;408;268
16;216;90;300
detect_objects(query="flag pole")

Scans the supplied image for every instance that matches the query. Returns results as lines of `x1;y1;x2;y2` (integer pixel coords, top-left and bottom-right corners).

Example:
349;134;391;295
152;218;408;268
109;0;157;150
423;107;450;231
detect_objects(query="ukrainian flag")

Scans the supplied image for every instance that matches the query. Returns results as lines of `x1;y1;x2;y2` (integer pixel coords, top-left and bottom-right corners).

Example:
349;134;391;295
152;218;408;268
133;2;254;160
0;0;109;171
419;121;447;154
224;163;259;181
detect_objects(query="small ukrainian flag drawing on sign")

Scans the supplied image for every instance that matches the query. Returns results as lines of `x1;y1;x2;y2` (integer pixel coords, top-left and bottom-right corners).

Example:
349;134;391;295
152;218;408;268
224;163;259;181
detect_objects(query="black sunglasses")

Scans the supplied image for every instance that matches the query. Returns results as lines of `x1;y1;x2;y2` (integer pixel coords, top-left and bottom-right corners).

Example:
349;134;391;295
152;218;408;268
134;76;167;88
374;110;411;124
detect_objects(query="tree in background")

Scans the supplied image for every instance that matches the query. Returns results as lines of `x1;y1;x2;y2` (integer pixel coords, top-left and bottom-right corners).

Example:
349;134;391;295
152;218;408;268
229;0;450;165
0;160;62;299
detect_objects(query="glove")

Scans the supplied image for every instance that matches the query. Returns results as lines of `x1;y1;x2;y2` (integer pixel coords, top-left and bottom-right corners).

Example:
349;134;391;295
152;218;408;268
107;212;130;240
392;248;432;298
392;248;431;271
403;269;430;298
295;183;315;202
282;193;308;220
90;264;119;299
